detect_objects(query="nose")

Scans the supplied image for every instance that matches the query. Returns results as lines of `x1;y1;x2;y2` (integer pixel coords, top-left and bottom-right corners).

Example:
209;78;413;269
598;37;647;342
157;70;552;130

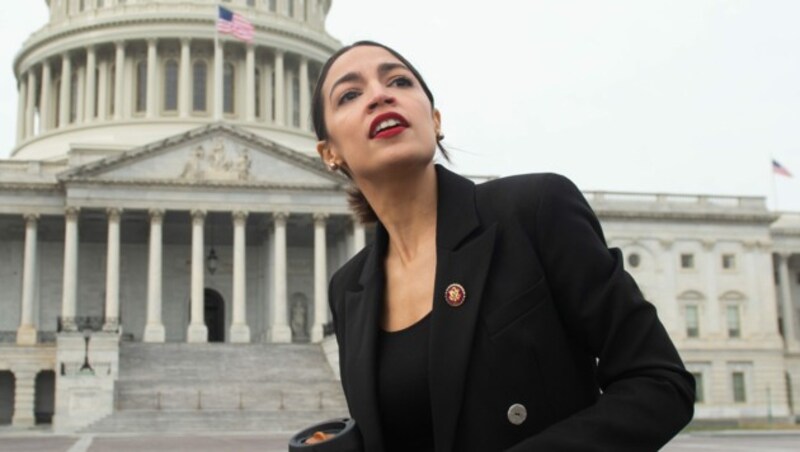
367;92;395;111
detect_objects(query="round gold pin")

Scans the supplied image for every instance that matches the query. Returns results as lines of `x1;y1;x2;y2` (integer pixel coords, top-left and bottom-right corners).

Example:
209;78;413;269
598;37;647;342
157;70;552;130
445;283;466;307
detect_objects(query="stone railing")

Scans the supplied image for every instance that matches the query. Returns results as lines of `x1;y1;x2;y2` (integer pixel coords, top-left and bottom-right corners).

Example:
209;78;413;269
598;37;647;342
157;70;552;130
584;190;766;210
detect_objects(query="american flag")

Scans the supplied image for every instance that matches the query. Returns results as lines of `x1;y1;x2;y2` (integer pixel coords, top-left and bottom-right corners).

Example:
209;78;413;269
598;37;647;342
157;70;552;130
773;159;793;178
217;6;254;43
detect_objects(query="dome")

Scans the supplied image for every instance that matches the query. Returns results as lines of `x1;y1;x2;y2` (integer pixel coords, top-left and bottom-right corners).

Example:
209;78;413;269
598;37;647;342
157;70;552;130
12;0;339;161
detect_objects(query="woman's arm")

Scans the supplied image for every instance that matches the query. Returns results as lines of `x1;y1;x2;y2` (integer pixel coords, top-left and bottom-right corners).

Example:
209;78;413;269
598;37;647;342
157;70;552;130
507;173;695;452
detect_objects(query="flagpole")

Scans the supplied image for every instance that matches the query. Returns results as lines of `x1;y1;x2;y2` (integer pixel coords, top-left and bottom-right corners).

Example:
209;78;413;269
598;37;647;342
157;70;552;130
771;157;780;212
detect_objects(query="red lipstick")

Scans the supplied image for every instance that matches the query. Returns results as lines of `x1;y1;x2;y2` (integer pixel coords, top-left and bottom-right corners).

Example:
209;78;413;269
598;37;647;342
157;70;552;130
369;112;409;139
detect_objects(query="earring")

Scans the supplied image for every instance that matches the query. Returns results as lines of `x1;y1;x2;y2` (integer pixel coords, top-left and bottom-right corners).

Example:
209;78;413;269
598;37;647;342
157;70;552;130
328;161;339;171
437;132;445;141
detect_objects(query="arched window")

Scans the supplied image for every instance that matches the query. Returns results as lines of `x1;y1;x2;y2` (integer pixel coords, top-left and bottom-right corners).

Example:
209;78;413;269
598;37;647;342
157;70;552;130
223;62;235;114
69;72;79;123
135;61;147;113
163;59;178;111
254;68;261;118
193;61;207;112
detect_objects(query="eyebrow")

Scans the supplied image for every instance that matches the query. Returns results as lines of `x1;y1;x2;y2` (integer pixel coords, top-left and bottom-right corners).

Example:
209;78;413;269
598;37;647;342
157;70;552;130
328;62;410;103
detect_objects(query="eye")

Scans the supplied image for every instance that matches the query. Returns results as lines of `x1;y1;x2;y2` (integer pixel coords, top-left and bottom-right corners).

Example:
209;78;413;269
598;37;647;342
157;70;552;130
337;90;360;106
389;76;413;88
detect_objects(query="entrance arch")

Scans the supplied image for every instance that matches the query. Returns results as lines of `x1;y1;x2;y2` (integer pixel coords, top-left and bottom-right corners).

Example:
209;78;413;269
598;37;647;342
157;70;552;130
0;371;14;425
34;370;55;424
204;288;225;343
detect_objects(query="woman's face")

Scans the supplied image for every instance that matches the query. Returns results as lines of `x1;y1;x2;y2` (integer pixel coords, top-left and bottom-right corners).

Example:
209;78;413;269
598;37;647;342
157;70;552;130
316;45;441;182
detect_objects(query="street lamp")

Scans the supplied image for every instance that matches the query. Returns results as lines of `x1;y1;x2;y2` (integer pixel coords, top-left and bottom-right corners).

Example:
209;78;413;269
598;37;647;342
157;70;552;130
206;247;219;274
79;329;94;375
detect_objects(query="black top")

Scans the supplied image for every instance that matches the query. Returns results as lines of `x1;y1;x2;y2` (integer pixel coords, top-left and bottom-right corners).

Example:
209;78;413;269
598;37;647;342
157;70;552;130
377;312;435;452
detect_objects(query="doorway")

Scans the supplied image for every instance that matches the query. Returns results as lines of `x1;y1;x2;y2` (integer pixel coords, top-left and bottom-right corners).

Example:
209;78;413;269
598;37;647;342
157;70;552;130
204;289;225;343
0;371;14;425
34;370;55;424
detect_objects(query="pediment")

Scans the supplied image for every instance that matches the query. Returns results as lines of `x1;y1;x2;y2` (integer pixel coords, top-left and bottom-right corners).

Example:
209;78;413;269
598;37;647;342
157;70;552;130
60;124;345;190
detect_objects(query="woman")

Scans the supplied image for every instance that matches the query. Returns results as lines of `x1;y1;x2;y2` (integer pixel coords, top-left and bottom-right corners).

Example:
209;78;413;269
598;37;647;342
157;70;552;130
313;41;695;452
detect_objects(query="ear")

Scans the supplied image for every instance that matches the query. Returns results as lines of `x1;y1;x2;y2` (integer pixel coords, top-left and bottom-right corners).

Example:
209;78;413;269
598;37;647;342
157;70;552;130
316;140;336;165
432;108;442;136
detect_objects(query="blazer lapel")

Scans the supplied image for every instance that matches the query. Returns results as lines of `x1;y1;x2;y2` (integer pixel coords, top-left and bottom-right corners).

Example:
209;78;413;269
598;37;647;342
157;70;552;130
343;226;388;452
429;165;498;452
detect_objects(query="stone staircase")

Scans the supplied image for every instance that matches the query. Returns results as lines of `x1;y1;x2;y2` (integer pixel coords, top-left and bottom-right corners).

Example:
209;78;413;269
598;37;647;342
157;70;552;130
81;342;348;434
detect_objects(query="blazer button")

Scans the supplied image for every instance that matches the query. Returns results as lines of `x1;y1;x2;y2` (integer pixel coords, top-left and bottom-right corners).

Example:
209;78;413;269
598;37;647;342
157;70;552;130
507;403;527;426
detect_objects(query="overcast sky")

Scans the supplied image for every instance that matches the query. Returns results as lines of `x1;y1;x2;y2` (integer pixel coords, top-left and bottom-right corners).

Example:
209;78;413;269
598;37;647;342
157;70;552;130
3;1;800;210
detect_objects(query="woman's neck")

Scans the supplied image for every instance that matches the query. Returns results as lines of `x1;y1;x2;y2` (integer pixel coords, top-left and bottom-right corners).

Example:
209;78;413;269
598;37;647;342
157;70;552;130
359;163;438;265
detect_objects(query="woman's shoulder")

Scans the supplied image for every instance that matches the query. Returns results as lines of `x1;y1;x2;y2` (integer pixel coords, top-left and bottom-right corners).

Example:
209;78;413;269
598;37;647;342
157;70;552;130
475;172;584;214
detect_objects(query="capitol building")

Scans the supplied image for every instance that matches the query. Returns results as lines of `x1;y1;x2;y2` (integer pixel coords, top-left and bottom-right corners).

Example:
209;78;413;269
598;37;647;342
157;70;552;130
0;0;798;433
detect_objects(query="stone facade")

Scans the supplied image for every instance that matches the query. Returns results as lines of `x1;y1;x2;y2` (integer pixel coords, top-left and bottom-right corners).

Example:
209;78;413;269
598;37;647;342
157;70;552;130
0;0;799;431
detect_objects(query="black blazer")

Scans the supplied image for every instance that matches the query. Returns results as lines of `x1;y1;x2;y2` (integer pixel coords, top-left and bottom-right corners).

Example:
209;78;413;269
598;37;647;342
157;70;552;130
328;165;695;452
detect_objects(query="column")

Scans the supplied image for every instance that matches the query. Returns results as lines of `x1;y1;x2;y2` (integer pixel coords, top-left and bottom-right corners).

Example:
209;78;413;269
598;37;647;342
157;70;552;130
61;207;79;332
245;44;255;121
274;51;285;125
214;39;224;120
143;209;165;341
187;210;208;342
146;38;157;118
114;41;125;120
25;69;38;137
103;208;122;332
703;241;721;337
11;369;36;427
97;60;108;120
230;211;250;343
269;212;291;342
85;45;96;121
299;56;309;130
311;213;328;342
16;74;27;143
59;54;71;126
352;219;366;257
179;38;191;117
17;214;39;345
778;253;799;351
41;61;52;131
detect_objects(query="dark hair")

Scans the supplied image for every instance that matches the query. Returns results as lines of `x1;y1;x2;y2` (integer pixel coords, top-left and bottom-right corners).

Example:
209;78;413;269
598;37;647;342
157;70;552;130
311;40;449;224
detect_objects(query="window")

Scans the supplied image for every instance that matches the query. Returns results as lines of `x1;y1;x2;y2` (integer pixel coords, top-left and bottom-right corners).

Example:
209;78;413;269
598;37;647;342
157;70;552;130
109;64;116;115
193;61;207;112
685;305;699;338
163;60;178;111
254;68;261;118
135;61;147;113
224;62;235;114
53;78;61;127
627;253;641;269
722;254;736;270
692;372;704;403
732;372;746;402
93;67;100;118
292;74;300;126
69;72;79;123
680;253;694;269
727;305;741;338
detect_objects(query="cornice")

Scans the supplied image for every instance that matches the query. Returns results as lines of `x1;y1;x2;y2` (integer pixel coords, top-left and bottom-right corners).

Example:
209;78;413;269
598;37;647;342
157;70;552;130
0;182;62;193
595;209;779;225
64;178;346;192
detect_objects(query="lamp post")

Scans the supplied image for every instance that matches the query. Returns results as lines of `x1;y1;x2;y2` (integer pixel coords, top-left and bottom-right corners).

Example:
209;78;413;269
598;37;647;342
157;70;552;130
79;329;94;375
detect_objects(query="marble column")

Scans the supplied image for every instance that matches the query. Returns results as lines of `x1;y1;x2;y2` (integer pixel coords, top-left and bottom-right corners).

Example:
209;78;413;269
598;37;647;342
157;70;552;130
17;214;39;345
61;207;80;332
16;74;27;142
179;38;191;117
85;45;96;121
59;54;71;126
187;210;208;342
114;41;125;120
97;60;108;120
230;211;250;343
40;62;52;131
311;213;328;342
146;38;157;118
352;219;366;257
269;212;291;342
103;208;122;332
11;369;36;427
777;253;799;351
25;70;37;137
144;209;165;341
245;44;255;122
299;56;309;130
214;39;224;120
274;51;285;126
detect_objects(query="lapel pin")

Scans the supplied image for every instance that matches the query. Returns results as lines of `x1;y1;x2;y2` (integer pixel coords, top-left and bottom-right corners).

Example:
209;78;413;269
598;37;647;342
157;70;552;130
445;283;466;307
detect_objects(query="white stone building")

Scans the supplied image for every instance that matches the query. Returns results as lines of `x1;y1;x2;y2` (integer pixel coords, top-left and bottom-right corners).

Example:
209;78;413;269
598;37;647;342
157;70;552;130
0;0;798;432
